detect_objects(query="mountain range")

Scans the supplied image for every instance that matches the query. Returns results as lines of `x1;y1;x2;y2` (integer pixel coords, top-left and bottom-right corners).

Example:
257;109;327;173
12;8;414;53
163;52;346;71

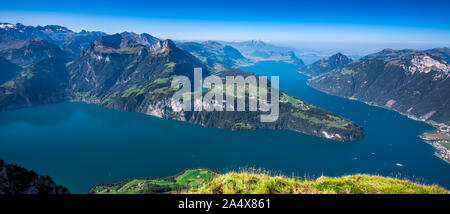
176;41;252;71
0;22;364;141
307;48;450;128
220;40;305;66
0;22;106;57
298;53;352;77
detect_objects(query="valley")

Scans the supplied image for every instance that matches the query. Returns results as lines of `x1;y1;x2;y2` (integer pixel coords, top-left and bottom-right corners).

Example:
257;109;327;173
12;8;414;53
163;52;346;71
0;21;449;194
302;48;450;163
0;23;363;141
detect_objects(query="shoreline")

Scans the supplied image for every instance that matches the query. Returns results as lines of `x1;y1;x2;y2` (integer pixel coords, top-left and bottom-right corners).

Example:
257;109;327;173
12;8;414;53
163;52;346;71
420;133;450;164
304;77;450;164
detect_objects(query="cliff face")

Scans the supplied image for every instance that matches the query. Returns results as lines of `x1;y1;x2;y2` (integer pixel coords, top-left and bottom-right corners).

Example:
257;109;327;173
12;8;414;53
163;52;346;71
0;159;69;194
309;50;450;126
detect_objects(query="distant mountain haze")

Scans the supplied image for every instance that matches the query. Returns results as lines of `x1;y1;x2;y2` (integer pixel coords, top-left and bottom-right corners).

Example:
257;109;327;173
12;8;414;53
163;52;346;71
298;53;352;77
220;40;305;66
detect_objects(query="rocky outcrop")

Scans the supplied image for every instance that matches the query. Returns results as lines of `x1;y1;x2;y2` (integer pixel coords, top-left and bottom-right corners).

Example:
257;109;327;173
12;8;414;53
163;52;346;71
0;159;69;194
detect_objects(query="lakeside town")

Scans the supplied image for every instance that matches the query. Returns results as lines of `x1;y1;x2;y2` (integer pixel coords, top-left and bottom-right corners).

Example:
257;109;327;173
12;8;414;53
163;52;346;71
420;129;450;164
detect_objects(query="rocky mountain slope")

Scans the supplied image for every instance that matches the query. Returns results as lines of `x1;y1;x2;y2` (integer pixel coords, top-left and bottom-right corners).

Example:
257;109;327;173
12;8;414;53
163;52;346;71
0;56;22;84
0;159;69;194
298;53;352;77
120;32;160;46
0;38;68;66
0;58;71;111
308;49;450;126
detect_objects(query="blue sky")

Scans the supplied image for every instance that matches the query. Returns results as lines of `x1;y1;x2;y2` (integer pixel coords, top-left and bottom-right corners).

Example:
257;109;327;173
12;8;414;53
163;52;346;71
1;0;449;48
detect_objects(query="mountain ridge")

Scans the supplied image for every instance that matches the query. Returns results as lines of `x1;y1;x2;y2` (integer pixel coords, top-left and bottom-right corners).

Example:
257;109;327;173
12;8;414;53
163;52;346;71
0;23;364;141
0;37;68;66
308;49;450;128
177;41;252;72
0;22;106;57
298;52;352;77
220;40;305;66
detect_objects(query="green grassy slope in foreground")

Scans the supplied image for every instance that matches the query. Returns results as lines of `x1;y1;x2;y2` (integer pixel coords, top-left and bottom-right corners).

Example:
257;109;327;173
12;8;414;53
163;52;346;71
90;169;217;194
90;169;449;194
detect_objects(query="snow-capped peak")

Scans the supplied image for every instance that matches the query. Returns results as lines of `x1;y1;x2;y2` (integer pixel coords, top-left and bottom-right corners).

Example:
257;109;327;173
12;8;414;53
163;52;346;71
0;23;15;30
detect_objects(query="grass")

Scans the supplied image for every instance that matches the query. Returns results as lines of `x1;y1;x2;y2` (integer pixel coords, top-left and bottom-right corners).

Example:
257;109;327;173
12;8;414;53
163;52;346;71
65;61;74;67
20;69;34;79
163;65;175;73
439;142;450;149
92;168;448;194
165;62;176;68
187;169;449;194
326;115;352;129
117;179;146;193
175;169;218;188
292;112;308;119
305;175;448;194
291;112;351;130
151;86;178;95
232;122;253;130
92;169;218;194
280;93;300;105
121;84;143;97
101;91;121;104
280;93;311;111
1;80;15;88
153;78;170;85
341;68;356;75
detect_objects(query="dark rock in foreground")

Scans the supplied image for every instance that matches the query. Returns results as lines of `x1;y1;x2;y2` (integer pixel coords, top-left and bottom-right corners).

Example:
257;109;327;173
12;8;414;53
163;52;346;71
0;159;69;194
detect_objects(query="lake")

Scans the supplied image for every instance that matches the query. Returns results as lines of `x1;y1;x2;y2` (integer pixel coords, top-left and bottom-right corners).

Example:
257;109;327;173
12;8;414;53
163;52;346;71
0;61;449;193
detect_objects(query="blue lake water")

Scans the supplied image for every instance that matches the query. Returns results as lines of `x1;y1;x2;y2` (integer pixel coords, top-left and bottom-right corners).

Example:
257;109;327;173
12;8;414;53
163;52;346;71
0;61;449;193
